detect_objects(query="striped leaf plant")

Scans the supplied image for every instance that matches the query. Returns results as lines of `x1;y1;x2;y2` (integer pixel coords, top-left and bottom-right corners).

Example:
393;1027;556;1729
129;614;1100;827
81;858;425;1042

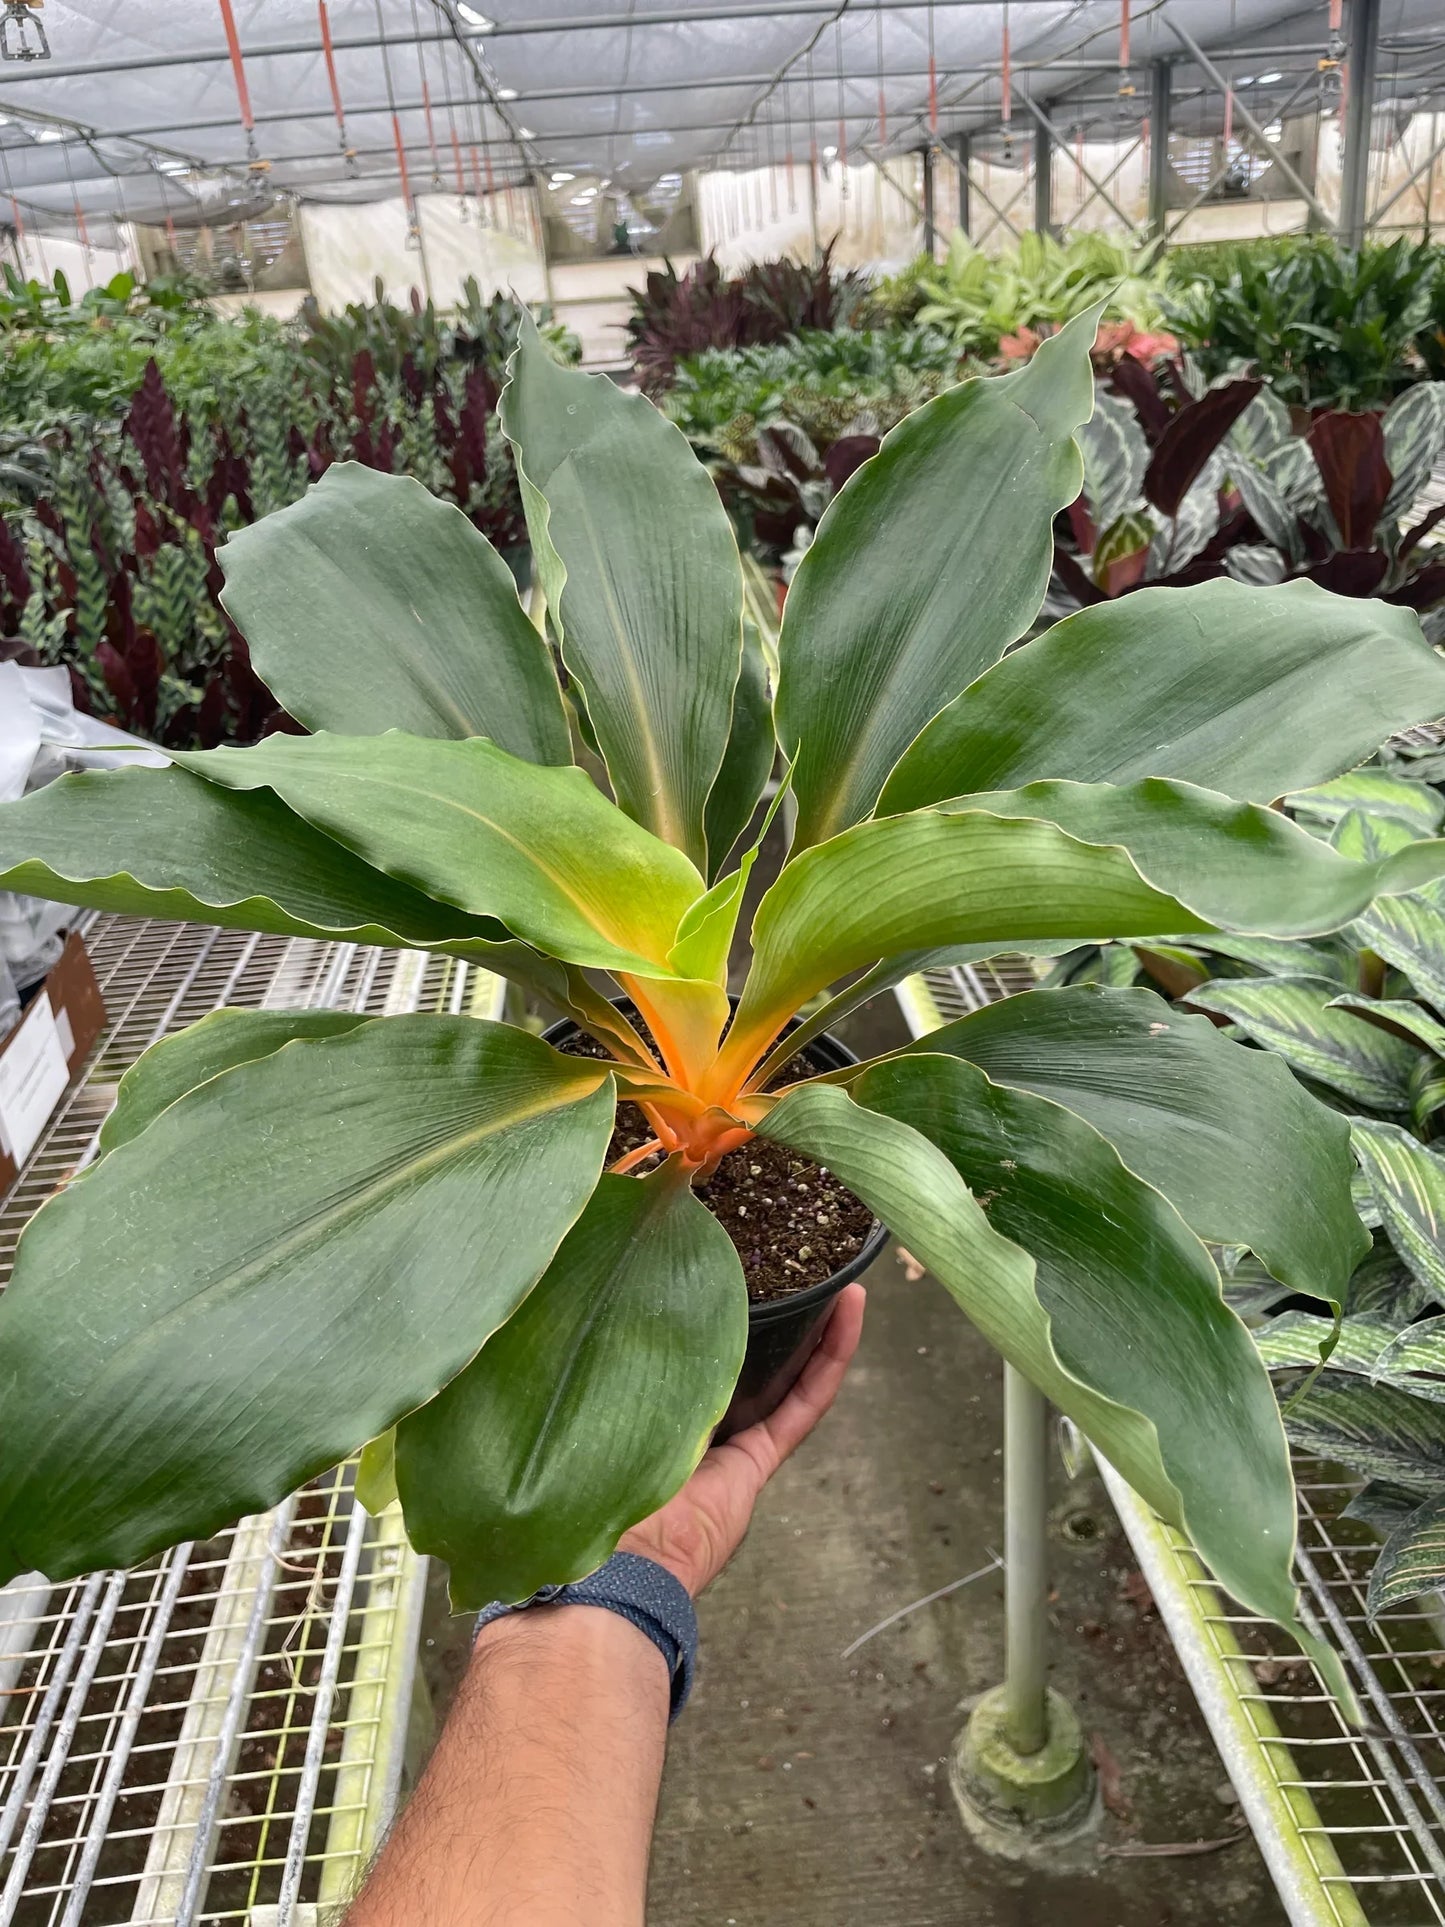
1;310;1444;1706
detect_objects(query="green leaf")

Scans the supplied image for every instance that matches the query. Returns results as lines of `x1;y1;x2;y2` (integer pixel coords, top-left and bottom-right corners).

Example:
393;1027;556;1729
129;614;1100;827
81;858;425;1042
1341;1479;1424;1534
98;1007;372;1155
1352;1120;1445;1300
1278;1372;1445;1488
501;312;743;871
1374;1317;1445;1403
1252;1312;1390;1376
1351;887;1445;1009
1330;807;1426;862
0;1018;616;1584
1411;1051;1445;1135
720;809;1207;1088
1367;1492;1445;1616
174;732;705;980
356;1429;399;1515
1288;771;1445;834
938;779;1445;938
1185;977;1418;1112
893;984;1369;1307
0;765;506;952
775;311;1095;850
723;784;1445;1089
1330;994;1445;1057
218;463;571;760
703;618;775;882
1345;1244;1437;1326
396;1169;748;1606
879;580;1445;815
758;1066;1330;1682
1190;933;1352;981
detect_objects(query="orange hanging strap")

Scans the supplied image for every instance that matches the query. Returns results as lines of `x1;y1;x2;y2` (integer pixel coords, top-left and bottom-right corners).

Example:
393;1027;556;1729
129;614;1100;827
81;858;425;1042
74;201;89;248
484;146;496;197
928;54;938;133
318;0;344;130
452;125;466;195
1328;0;1343;27
1119;0;1130;70
8;194;22;242
392;111;414;210
1223;84;1234;147
422;80;441;181
216;0;255;134
878;85;887;145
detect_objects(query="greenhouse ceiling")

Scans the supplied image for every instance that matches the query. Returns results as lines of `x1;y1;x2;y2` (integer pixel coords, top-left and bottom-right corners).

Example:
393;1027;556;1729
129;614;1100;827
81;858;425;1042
0;0;1441;237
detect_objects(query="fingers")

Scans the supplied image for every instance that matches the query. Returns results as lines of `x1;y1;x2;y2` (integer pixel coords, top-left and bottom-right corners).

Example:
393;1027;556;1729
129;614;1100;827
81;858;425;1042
747;1282;867;1475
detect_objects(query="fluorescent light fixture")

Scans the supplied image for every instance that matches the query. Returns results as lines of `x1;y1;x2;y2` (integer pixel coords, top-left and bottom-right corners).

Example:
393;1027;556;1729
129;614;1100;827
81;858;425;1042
496;86;519;100
823;143;838;159
1256;70;1284;84
36;128;65;143
518;126;535;138
457;6;493;27
1264;120;1283;140
550;170;575;183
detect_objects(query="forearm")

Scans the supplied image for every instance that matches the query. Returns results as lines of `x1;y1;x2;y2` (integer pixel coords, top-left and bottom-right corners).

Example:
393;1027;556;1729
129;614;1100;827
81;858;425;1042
345;1605;670;1927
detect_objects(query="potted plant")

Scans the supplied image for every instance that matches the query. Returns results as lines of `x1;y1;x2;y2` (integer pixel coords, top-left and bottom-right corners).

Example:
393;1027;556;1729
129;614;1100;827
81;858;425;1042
2;311;1445;1710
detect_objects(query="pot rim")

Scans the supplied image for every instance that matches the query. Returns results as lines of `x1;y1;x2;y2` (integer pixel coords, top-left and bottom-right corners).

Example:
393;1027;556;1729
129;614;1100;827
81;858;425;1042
540;998;889;1319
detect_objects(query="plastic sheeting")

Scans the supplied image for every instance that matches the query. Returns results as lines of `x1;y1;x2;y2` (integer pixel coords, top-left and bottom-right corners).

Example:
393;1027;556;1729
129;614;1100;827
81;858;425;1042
0;2;1443;239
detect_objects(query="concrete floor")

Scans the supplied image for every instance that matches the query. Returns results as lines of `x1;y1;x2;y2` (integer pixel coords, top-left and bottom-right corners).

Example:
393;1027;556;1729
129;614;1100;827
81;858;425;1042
642;1243;1285;1927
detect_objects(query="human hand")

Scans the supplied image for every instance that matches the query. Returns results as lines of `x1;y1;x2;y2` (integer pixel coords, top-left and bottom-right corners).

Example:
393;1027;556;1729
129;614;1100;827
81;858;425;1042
618;1282;865;1598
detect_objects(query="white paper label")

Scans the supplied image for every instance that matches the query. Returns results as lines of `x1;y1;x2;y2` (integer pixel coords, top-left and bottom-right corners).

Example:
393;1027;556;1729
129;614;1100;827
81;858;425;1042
0;992;69;1168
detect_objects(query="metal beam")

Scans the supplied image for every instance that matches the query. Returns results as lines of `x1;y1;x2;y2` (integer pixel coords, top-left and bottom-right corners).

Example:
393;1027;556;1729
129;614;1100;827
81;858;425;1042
1018;92;1136;234
1162;9;1336;230
1032;106;1052;236
920;142;937;256
1148;60;1171;237
1340;0;1382;245
953;131;970;235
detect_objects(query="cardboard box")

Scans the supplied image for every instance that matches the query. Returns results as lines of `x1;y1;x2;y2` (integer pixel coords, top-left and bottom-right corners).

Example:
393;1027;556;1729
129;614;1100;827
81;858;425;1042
0;933;105;1192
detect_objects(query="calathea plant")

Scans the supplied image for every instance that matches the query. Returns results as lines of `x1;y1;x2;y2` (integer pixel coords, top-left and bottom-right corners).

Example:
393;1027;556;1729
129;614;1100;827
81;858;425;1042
3;312;1445;1712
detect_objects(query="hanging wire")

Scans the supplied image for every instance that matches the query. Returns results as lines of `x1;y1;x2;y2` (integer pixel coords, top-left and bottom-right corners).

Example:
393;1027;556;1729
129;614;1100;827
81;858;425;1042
927;0;938;138
767;112;778;220
59;134;93;284
0;138;35;279
876;3;887;148
317;0;357;174
806;46;819;205
410;0;444;189
784;83;796;212
216;0;264;172
374;0;422;248
836;18;848;193
1000;2;1012;161
441;37;468;215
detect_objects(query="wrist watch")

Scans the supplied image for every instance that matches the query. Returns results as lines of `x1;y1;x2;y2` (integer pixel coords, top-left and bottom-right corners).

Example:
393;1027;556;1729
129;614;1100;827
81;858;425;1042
474;1550;699;1722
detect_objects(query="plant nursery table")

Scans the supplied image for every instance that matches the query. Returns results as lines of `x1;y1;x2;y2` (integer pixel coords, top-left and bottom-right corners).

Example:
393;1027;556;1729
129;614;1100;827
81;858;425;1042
0;913;503;1927
898;960;1445;1927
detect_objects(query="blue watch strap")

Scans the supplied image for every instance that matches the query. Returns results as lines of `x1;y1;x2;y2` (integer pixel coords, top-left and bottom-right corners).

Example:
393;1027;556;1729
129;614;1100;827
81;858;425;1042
474;1551;699;1722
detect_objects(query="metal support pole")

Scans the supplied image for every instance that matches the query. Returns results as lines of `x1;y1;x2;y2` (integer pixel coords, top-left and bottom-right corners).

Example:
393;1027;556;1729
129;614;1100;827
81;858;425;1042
953;131;971;236
951;1367;1093;1842
1002;1366;1049;1755
920;142;937;256
1148;60;1171;238
1340;0;1381;246
1032;107;1052;237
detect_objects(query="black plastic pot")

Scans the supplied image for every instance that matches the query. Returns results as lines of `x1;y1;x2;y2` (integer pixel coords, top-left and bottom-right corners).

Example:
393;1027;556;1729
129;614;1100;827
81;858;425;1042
540;1005;888;1445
